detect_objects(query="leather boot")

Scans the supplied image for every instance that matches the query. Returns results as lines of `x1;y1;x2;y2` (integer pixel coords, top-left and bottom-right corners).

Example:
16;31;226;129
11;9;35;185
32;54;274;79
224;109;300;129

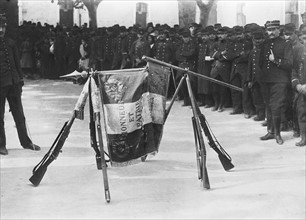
273;116;283;145
0;146;8;155
296;128;306;147
260;117;274;141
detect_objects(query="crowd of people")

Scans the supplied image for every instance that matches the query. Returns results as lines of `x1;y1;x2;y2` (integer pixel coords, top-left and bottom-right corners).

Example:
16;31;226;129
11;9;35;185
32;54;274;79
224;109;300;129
1;12;306;155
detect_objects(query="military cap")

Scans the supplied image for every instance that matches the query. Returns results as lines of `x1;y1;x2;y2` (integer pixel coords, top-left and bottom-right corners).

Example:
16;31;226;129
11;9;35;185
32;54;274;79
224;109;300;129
138;28;145;35
217;27;227;34
226;28;235;36
252;28;265;40
214;23;222;30
265;20;280;29
233;26;244;34
181;29;190;37
283;23;296;35
200;27;209;35
244;23;258;33
106;26;114;32
189;22;198;28
0;13;7;27
119;26;127;32
147;22;154;28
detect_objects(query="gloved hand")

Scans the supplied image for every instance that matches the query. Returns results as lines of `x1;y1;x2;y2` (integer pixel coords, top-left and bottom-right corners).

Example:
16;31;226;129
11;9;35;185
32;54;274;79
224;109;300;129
300;84;306;95
19;80;24;94
296;84;303;93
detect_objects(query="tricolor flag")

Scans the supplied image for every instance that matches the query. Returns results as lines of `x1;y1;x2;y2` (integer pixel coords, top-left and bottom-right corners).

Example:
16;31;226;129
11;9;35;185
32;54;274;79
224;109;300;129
99;62;170;166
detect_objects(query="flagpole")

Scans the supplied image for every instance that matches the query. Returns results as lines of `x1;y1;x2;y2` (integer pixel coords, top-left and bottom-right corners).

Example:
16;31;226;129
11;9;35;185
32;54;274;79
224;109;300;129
142;56;243;92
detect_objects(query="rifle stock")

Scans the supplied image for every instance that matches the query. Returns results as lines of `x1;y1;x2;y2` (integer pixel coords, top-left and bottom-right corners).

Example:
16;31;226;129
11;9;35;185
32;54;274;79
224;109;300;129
198;114;234;171
88;78;102;170
29;114;75;186
192;117;202;180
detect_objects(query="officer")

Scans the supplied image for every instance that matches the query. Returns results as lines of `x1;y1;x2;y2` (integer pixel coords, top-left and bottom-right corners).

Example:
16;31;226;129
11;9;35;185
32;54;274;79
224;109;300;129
291;29;306;146
259;20;293;145
0;13;40;155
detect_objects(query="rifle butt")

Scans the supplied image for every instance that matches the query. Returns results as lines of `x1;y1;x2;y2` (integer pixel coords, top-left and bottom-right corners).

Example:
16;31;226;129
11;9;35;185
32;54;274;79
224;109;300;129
218;154;235;171
105;189;111;203
202;166;210;189
29;165;48;186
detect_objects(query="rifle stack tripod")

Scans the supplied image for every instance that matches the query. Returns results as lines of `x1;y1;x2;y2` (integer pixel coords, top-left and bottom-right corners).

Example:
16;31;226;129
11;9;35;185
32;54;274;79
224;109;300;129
29;57;239;203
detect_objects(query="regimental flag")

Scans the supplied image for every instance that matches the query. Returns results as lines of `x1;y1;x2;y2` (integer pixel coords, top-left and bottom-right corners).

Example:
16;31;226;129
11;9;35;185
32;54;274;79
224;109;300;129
99;62;170;166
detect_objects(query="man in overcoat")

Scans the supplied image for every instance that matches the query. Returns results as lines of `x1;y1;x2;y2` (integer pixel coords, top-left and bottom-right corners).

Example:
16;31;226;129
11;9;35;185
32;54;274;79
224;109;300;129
0;13;40;155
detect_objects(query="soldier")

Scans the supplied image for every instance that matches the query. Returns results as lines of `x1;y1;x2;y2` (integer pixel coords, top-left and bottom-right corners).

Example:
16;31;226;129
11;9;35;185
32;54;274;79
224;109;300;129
283;23;304;133
0;13;40;155
228;26;254;117
153;29;174;64
246;27;266;121
112;26;128;70
299;12;306;31
197;27;214;107
91;28;105;71
129;28;150;68
259;20;293;145
291;29;306;146
210;27;232;112
175;29;197;106
102;27;115;70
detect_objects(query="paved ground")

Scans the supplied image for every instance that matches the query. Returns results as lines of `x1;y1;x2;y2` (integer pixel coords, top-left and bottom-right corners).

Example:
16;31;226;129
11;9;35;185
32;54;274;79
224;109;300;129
0;78;305;220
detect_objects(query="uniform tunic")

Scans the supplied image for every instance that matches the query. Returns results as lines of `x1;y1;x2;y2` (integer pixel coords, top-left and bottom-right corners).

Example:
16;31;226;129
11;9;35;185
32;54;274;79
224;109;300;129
292;45;306;133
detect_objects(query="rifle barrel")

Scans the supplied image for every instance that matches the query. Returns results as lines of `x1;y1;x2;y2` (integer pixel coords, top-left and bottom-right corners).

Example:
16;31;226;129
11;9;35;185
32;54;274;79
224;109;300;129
142;56;243;92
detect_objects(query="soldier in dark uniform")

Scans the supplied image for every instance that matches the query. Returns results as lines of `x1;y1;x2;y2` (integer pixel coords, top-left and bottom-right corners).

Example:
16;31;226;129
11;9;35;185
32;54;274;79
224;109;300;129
299;12;306;31
0;14;40;155
246;28;266;121
102;27;115;70
291;30;306;146
90;28;105;71
197;27;214;107
210;27;232;112
129;28;150;68
175;29;197;106
259;20;293;145
112;26;128;70
228;26;254;117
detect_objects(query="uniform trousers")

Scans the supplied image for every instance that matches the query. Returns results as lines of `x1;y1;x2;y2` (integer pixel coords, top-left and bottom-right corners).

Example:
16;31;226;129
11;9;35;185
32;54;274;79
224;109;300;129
251;82;265;117
212;75;227;109
294;94;306;134
261;82;288;134
0;85;32;149
231;73;255;114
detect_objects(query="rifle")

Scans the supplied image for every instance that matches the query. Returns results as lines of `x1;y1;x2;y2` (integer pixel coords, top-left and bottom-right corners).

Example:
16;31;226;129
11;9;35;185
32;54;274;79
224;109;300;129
186;74;210;189
29;113;76;186
88;77;102;170
194;103;234;171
